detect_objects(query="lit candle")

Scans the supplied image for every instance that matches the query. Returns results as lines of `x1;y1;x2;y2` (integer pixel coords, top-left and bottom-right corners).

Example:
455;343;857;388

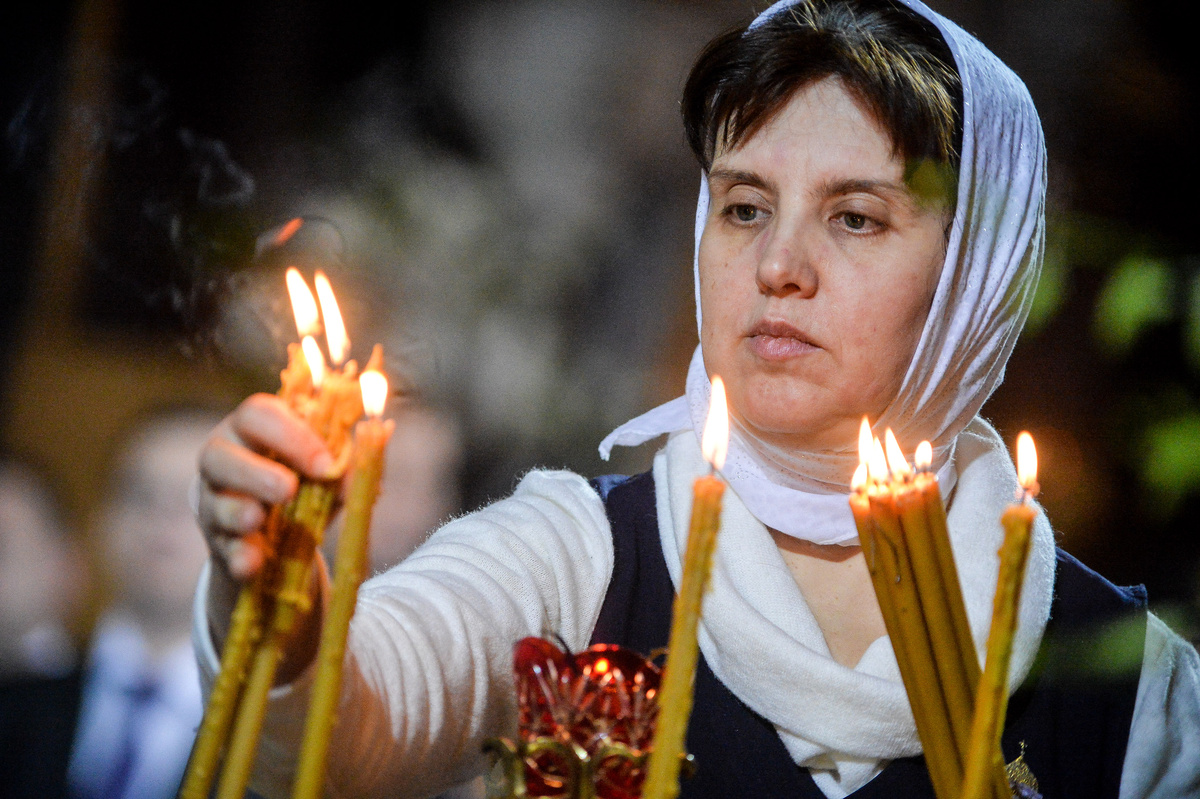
850;419;1011;799
912;441;981;704
314;270;349;367
962;432;1039;799
183;269;372;799
181;269;325;799
287;266;321;338
890;433;977;769
641;376;728;799
866;432;962;799
293;354;393;799
216;275;359;799
850;434;940;787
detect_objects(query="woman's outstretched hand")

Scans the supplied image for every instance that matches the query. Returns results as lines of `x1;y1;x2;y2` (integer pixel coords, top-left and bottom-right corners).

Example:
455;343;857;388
196;393;338;642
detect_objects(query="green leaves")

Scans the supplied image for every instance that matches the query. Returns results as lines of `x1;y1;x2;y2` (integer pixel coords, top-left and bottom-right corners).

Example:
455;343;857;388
1139;413;1200;516
1093;254;1174;357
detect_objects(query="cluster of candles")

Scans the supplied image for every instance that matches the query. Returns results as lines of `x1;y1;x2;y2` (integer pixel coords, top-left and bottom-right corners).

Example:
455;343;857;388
642;379;1039;799
181;264;394;799
850;421;1038;799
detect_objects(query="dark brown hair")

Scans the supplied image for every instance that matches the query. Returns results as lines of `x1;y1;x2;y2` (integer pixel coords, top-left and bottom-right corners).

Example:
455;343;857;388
682;0;962;181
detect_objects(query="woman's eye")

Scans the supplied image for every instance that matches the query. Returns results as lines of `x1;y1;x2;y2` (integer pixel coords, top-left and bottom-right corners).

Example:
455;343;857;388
843;213;868;230
732;205;759;223
834;211;882;233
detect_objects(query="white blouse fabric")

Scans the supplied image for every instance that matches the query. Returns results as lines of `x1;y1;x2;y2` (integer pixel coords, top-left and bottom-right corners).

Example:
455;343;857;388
195;425;1200;799
72;615;203;799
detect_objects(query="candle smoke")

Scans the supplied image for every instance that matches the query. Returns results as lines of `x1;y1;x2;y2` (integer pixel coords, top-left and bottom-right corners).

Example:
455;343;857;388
7;67;259;363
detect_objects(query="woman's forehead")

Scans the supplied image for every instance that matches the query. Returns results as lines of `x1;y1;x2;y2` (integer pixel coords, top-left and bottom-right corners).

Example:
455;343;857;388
709;79;904;184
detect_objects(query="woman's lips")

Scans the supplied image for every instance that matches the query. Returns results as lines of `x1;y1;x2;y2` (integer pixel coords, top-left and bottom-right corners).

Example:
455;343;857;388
746;320;820;360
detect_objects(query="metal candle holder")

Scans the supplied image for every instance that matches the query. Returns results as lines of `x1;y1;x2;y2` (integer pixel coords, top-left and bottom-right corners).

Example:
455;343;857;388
483;735;693;799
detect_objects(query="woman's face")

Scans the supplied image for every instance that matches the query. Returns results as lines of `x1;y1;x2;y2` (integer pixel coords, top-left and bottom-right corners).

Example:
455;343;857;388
699;76;951;452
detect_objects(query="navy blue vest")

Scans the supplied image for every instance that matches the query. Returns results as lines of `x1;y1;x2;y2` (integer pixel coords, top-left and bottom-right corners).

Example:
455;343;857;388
589;472;1147;799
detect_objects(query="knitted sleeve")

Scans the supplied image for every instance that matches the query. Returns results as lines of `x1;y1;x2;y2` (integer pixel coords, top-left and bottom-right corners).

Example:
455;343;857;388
193;469;614;799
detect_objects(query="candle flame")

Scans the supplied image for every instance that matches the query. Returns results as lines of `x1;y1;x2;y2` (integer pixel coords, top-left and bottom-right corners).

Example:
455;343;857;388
314;271;350;365
858;417;872;469
301;335;326;389
915;441;933;471
359;370;388;418
286;268;320;337
1016;431;1038;492
851;462;868;492
868;437;889;484
884;428;912;478
702;376;729;470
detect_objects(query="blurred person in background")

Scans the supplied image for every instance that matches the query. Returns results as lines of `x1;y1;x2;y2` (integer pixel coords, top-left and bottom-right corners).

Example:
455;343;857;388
64;408;215;799
0;459;88;799
1;410;214;799
0;459;85;680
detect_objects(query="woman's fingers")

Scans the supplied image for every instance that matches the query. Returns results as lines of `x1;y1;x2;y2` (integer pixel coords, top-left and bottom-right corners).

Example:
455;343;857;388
200;435;297;508
196;393;334;582
228;394;336;480
211;529;265;582
197;478;267;537
195;477;266;579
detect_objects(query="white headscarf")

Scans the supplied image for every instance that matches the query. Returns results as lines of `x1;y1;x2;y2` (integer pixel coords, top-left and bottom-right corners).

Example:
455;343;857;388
600;0;1047;545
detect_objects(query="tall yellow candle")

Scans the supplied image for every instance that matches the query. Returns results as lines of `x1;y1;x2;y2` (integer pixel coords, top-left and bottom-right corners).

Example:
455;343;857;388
181;273;325;799
889;436;976;774
293;365;394;799
641;376;728;799
867;475;962;799
851;461;958;796
215;276;360;799
851;472;912;684
183;268;371;799
913;443;982;696
854;424;973;799
179;585;264;799
217;479;338;799
962;432;1039;799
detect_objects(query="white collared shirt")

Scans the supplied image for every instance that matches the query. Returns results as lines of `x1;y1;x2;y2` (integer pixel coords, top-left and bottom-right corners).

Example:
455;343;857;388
69;614;202;799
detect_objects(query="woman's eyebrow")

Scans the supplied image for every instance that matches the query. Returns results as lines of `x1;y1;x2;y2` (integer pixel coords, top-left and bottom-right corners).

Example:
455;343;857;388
815;177;914;204
707;168;773;193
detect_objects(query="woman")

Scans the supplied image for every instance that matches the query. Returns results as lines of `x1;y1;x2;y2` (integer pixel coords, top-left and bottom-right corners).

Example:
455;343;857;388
193;1;1199;797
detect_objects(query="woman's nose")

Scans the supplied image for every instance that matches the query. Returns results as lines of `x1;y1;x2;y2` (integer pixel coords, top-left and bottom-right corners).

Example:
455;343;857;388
755;222;818;298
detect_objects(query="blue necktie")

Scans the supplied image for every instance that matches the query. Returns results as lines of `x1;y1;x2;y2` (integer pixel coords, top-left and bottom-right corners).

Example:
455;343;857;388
97;678;158;799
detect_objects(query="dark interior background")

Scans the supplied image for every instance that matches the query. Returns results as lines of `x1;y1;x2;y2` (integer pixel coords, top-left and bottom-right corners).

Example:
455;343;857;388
2;0;1197;636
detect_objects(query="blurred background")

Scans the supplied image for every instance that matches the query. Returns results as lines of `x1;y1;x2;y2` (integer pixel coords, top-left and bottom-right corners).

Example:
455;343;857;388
2;0;1198;679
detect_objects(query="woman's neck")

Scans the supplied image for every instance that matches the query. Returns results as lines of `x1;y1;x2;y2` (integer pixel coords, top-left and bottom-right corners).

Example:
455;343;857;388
769;530;887;668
